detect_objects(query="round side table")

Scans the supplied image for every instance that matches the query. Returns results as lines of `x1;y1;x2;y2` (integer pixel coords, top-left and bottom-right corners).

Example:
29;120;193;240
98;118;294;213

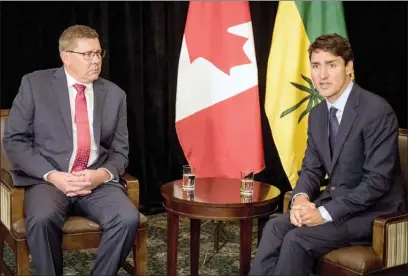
161;177;281;276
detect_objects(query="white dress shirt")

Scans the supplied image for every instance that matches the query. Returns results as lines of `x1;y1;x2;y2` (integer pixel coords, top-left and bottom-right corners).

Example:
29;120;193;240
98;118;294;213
293;80;354;223
43;70;113;181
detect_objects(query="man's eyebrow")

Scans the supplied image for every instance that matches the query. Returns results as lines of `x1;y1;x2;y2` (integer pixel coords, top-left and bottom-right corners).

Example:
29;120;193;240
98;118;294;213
325;60;339;64
311;59;340;65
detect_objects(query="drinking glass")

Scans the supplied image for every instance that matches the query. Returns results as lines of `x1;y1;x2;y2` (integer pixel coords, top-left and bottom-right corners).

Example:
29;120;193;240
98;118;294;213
182;165;196;190
182;190;195;201
240;169;254;195
240;194;253;203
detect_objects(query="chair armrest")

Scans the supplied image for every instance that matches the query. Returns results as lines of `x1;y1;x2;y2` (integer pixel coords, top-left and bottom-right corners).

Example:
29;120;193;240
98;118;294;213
283;191;293;213
0;168;25;230
373;212;408;268
120;172;140;209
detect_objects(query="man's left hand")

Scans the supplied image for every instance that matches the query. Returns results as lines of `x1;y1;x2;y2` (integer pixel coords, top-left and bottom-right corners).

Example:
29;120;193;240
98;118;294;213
299;205;325;226
67;169;111;196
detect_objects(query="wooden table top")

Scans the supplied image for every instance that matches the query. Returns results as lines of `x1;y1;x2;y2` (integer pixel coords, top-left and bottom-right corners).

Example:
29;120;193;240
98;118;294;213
161;178;281;220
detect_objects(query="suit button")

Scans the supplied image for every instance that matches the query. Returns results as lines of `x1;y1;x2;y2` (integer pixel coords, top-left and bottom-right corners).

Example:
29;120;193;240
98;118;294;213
65;157;69;160
331;187;336;191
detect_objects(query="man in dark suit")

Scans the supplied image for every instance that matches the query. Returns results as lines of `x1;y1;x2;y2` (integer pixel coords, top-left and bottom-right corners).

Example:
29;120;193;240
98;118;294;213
3;25;139;276
249;33;406;276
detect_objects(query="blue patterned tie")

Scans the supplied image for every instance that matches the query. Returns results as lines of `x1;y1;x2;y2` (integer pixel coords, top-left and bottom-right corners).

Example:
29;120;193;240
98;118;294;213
329;107;339;157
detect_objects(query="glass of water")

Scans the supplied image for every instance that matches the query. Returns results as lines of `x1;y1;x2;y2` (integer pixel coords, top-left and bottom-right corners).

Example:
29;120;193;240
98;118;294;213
182;190;195;201
240;169;254;195
182;165;196;190
240;194;253;203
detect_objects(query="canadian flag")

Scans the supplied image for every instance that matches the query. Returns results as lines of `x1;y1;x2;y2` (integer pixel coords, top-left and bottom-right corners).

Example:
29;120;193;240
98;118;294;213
176;1;264;179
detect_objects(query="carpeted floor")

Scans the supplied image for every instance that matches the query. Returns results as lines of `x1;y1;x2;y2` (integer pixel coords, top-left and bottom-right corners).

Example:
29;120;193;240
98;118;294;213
3;212;266;275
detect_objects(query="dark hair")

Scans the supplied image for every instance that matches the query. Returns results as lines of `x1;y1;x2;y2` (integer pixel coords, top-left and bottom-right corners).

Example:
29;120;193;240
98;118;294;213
308;33;354;65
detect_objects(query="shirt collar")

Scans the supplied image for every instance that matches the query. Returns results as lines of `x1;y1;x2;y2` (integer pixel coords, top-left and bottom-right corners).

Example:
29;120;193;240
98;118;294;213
64;69;93;90
326;80;354;112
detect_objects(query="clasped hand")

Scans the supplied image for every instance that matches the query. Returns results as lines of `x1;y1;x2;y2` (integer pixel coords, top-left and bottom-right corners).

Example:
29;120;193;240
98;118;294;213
290;200;324;227
48;169;110;197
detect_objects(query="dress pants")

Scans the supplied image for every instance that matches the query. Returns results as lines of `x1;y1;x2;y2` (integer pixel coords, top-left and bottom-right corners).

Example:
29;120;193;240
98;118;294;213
249;212;354;276
24;183;139;276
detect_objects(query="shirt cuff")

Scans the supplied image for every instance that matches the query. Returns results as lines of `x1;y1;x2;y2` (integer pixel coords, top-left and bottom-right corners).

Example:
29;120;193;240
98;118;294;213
43;170;57;181
98;168;116;183
318;206;333;223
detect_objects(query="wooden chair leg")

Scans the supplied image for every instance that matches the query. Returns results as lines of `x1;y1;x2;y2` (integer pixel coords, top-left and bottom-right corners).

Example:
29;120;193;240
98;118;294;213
135;228;147;276
16;241;30;276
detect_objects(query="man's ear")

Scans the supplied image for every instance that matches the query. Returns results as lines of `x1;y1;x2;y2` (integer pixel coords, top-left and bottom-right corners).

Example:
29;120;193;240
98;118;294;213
60;51;69;66
345;60;354;76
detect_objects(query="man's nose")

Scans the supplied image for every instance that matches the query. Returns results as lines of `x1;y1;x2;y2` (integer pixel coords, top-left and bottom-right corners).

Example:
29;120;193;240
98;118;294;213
91;54;102;64
320;67;328;79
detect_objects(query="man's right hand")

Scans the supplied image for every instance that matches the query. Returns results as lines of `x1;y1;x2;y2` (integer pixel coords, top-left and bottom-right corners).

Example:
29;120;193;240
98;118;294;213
290;207;303;227
47;171;92;196
292;194;310;207
290;194;315;227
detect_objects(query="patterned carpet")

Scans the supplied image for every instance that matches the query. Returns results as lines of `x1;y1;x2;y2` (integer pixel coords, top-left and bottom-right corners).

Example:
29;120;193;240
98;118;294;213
3;212;268;275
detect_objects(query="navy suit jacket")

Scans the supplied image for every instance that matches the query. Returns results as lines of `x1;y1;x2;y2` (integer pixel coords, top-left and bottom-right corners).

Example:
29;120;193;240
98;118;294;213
292;83;405;238
3;67;129;187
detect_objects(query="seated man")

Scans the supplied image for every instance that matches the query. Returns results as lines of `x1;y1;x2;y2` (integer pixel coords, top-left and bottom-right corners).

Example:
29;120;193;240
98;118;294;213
249;33;406;276
3;24;139;276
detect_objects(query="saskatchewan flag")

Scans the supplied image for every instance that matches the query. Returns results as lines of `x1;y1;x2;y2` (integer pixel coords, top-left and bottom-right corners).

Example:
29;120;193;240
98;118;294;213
265;2;347;188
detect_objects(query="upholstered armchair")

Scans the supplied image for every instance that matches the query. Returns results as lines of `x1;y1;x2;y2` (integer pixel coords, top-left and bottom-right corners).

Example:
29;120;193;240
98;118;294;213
283;128;408;276
0;109;147;276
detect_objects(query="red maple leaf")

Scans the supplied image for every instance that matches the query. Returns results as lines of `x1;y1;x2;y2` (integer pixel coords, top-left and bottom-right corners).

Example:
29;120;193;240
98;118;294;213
184;2;252;75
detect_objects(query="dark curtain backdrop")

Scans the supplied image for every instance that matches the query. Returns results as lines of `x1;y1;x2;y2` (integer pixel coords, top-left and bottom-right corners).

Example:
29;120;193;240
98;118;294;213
1;2;407;213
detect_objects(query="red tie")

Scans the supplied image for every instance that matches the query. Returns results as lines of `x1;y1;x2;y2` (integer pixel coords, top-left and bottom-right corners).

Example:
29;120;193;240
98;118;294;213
71;83;91;172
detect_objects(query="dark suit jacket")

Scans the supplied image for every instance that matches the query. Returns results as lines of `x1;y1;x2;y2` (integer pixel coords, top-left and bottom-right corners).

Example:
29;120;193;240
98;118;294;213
3;67;129;187
292;83;406;239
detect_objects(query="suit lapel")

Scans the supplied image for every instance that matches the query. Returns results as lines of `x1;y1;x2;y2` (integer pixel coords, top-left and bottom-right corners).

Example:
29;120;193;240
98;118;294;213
52;67;72;139
330;85;360;172
317;106;332;173
92;79;106;147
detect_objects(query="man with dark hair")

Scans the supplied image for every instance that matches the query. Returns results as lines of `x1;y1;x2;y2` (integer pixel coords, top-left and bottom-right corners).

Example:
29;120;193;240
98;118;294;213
3;25;139;275
249;33;406;276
